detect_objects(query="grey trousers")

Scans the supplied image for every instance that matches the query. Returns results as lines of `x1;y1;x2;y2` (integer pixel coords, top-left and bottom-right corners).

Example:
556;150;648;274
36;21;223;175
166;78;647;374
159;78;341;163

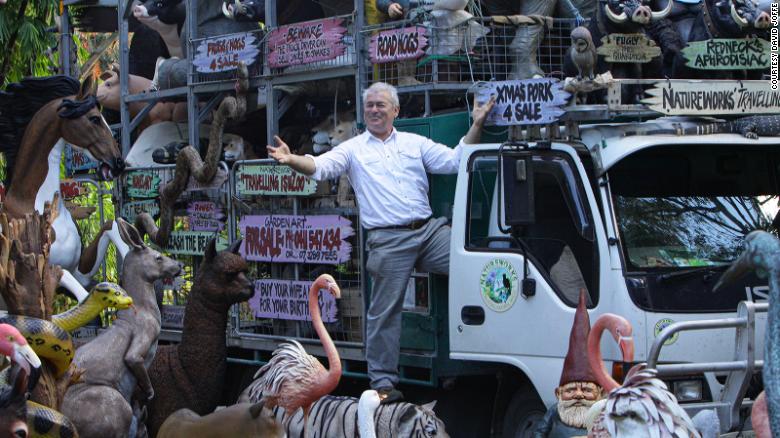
364;217;450;389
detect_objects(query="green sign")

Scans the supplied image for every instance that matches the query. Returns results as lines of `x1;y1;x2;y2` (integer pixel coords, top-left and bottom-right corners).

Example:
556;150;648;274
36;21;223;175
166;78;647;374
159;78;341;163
236;165;317;196
682;38;771;70
164;231;224;256
125;170;162;198
121;200;160;223
597;33;661;63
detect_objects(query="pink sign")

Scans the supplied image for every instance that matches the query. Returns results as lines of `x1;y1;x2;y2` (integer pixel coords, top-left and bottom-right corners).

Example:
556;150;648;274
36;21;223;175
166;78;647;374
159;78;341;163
267;17;347;68
369;26;428;64
249;279;338;323
240;215;354;264
186;201;225;232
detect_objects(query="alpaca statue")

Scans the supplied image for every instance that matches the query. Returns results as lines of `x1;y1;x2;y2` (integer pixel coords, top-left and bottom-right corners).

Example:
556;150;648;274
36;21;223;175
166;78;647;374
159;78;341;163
145;238;253;438
714;230;780;438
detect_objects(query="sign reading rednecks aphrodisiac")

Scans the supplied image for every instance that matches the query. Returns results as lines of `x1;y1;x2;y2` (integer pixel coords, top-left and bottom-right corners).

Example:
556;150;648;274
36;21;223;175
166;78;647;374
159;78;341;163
682;38;771;70
267;17;347;69
369;26;427;64
240;215;354;264
249;279;338;323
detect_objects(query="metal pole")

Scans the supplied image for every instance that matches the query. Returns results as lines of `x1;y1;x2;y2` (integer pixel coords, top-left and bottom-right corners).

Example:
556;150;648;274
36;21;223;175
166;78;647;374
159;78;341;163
187;0;200;152
60;6;72;77
118;0;131;158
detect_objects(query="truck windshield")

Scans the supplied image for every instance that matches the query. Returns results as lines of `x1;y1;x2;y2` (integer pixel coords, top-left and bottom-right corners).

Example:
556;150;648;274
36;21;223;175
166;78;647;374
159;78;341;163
609;144;780;312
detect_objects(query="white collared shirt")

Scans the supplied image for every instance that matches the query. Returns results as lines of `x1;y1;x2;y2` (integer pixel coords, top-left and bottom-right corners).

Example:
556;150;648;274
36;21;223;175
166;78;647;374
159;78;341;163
309;128;465;229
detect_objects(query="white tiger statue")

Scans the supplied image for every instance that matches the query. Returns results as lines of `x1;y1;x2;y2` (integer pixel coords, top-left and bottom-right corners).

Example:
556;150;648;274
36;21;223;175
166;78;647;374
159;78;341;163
238;392;448;437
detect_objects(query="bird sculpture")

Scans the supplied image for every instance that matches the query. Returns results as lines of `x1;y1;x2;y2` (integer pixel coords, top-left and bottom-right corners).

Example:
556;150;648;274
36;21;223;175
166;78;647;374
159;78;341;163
569;26;597;80
0;323;40;383
714;230;780;438
246;274;342;438
358;389;381;438
586;313;700;438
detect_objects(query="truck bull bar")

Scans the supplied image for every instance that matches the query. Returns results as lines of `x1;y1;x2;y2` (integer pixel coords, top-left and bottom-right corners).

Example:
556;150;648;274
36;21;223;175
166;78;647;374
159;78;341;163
647;300;767;433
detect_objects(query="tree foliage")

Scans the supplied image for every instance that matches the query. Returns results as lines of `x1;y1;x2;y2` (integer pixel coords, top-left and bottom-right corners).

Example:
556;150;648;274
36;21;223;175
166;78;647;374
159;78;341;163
0;0;60;86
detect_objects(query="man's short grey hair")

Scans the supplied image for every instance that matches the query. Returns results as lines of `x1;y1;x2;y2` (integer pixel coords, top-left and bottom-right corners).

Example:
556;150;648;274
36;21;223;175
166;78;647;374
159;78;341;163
362;82;400;108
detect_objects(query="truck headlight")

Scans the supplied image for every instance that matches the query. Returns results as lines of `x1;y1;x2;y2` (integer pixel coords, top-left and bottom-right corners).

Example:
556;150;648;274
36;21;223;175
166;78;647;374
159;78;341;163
673;380;703;402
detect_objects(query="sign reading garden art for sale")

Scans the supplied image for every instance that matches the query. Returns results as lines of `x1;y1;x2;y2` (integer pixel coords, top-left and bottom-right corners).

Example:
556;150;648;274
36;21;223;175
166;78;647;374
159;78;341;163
239;215;354;264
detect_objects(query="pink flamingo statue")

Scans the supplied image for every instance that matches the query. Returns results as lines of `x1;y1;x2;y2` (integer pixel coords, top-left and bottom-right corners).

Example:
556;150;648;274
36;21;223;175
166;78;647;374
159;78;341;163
246;274;342;437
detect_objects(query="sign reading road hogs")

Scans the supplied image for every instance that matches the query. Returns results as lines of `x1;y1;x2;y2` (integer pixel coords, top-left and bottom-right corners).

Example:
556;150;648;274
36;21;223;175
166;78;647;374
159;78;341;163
249;279;337;323
369;26;427;64
597;33;661;63
643;80;780;115
267;17;347;68
682;38;771;70
236;165;317;196
193;32;260;73
477;79;570;125
240;215;354;264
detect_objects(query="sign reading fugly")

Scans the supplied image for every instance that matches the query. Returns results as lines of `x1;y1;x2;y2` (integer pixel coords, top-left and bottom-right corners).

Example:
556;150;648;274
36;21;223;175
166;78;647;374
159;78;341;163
643;80;780;115
477;79;570;126
597;33;661;63
682;38;771;70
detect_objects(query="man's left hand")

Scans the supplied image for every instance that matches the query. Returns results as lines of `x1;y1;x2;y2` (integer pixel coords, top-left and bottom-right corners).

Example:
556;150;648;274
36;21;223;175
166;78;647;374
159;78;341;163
472;94;496;126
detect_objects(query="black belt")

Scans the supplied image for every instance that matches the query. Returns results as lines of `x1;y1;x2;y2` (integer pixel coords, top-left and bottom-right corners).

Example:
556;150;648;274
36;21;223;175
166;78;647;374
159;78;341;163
370;216;432;231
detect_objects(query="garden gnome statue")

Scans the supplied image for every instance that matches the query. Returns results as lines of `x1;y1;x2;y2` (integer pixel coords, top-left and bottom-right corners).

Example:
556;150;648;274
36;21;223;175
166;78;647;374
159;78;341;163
534;290;604;437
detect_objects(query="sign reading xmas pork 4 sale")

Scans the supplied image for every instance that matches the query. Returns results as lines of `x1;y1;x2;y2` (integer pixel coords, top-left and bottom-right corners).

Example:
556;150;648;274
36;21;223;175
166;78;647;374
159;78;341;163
240;215;354;264
193;32;260;73
478;79;570;126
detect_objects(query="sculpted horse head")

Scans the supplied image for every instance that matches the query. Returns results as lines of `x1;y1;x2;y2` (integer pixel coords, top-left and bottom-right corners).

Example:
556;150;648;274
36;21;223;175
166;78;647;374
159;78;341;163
1;74;124;303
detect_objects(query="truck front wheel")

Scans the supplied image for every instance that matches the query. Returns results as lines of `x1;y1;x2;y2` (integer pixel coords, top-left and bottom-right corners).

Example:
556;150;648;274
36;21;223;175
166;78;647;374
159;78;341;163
501;390;546;438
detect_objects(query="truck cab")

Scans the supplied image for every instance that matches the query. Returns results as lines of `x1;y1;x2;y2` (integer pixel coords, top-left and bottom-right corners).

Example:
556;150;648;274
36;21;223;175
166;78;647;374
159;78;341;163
450;121;777;435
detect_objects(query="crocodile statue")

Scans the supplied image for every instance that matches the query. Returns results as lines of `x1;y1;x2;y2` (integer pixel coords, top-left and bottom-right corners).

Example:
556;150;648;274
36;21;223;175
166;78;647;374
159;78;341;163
625;115;780;139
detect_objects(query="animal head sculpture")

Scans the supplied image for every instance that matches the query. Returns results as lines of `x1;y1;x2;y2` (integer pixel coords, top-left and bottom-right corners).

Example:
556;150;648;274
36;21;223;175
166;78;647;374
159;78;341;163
222;0;265;22
134;0;186;25
396;401;449;437
707;0;772;36
603;0;672;25
117;218;182;283
197;238;253;307
221;133;249;162
58;75;124;180
311;112;358;154
0;364;29;438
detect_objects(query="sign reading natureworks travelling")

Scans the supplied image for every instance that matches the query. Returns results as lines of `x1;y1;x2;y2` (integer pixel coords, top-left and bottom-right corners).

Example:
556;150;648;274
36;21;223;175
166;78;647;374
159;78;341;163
369;26;428;64
239;215;354;264
193;32;260;73
249;279;338;323
643;80;780;115
682;38;771;70
236;165;316;196
267;17;347;68
477;79;570;126
597;33;661;63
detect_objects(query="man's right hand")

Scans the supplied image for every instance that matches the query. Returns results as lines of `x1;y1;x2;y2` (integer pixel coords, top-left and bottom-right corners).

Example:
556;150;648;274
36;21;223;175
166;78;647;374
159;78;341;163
266;135;292;164
388;2;404;19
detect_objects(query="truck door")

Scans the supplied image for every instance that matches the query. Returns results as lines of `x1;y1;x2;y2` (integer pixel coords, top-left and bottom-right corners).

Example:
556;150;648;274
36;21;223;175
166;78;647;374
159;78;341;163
449;146;608;406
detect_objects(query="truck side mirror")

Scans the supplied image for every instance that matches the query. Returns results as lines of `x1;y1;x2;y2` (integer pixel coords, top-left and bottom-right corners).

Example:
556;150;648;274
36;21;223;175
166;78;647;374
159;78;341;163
502;155;535;226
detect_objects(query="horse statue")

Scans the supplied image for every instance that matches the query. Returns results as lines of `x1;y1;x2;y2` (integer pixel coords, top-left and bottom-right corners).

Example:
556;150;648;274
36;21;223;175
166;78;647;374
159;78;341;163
0;74;126;303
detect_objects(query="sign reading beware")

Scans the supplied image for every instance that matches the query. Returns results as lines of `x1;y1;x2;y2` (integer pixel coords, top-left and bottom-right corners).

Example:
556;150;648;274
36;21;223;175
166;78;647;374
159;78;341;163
249;279;338;323
682;38;771;70
477;79;570;125
643;80;780;115
598;33;661;63
267;17;347;69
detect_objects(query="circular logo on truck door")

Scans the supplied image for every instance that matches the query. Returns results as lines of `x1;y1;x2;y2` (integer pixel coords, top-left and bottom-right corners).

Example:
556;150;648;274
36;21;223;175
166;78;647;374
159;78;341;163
654;318;680;346
480;259;519;312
